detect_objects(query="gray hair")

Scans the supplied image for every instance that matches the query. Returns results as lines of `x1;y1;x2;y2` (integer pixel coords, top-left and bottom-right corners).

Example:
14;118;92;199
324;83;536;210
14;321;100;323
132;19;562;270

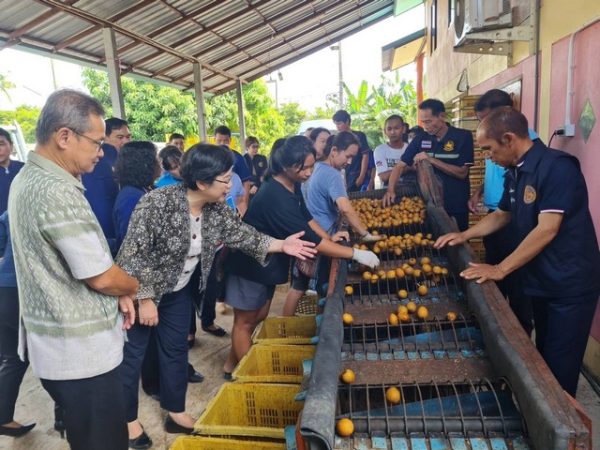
36;89;105;144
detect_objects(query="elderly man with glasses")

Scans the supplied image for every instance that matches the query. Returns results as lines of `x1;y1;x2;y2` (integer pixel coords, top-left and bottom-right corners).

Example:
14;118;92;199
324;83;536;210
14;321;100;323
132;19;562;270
8;89;139;450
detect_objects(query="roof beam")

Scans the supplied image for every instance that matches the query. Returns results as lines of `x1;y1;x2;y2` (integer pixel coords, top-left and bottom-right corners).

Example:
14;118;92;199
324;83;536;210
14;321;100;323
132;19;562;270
168;0;271;49
168;0;351;84
52;0;155;52
200;0;381;84
124;0;274;78
3;0;79;45
208;3;394;93
115;0;222;56
33;0;240;81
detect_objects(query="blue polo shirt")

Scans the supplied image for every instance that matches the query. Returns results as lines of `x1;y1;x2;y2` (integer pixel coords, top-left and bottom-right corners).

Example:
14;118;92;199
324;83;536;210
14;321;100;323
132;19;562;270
402;125;474;214
498;141;600;298
82;143;119;251
484;129;539;209
0;159;24;214
231;149;251;183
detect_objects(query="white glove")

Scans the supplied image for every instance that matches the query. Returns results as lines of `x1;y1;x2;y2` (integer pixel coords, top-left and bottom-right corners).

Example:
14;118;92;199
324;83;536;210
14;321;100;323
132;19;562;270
361;232;382;243
352;249;380;269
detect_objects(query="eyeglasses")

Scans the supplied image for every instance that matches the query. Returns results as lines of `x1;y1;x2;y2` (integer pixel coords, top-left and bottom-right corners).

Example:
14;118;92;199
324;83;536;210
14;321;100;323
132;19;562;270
214;178;233;185
69;128;104;151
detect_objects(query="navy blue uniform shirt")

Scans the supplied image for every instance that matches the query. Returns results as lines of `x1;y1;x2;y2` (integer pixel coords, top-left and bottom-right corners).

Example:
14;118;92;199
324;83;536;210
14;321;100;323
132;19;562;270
82;143;119;251
345;130;370;192
0;159;24;214
401;125;474;214
231;149;251;183
498;140;600;298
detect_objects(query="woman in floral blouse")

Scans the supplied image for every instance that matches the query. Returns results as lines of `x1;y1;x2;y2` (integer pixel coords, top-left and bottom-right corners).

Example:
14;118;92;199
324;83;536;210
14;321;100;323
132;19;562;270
116;144;315;449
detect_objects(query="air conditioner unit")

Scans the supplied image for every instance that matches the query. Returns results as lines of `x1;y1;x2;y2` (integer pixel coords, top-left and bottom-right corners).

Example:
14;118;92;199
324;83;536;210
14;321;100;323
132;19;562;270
454;0;513;47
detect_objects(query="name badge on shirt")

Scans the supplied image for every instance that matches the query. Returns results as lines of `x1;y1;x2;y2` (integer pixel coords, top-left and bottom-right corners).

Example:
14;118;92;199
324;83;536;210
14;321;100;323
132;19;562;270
421;140;432;149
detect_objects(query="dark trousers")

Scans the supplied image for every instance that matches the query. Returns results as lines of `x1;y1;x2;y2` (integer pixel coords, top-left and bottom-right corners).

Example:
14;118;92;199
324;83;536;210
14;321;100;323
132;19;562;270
0;287;28;424
120;284;192;421
190;250;224;335
450;212;469;232
531;293;599;396
41;367;127;450
483;219;533;335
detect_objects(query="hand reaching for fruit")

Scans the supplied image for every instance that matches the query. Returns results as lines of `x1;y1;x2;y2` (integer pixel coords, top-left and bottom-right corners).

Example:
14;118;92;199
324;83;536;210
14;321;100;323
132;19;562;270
360;232;383;243
351;248;380;269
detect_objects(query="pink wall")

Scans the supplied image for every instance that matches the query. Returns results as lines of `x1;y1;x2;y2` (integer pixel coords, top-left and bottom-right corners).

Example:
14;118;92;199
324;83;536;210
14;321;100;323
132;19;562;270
548;22;600;340
470;54;539;128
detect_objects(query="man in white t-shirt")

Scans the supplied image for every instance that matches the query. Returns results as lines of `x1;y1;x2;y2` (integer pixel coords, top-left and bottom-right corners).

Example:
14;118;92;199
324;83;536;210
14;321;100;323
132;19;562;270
373;114;408;187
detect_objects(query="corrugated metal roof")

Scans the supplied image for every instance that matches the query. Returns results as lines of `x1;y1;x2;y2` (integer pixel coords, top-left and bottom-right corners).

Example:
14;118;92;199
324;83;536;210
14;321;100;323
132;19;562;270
0;0;394;94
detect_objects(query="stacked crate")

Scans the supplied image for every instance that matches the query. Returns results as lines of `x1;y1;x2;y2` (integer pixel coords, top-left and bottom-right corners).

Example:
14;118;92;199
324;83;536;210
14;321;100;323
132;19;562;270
449;95;486;261
172;313;320;449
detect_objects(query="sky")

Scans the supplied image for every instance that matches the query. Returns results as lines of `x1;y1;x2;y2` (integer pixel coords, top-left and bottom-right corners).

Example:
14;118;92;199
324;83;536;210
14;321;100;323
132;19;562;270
0;6;424;113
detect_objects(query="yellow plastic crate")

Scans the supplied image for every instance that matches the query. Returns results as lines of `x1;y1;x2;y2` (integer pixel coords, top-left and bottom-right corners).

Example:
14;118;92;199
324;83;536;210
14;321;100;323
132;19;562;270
295;294;319;316
233;344;315;383
195;383;303;439
252;316;317;345
170;436;285;450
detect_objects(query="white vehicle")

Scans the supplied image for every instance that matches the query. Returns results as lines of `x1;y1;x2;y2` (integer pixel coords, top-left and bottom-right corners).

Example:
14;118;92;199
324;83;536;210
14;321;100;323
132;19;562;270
1;122;29;162
297;119;337;135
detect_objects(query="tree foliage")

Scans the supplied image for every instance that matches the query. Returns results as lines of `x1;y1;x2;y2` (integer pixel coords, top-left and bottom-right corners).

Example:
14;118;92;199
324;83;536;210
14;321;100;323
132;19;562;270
81;69;303;153
343;74;417;147
0;105;41;142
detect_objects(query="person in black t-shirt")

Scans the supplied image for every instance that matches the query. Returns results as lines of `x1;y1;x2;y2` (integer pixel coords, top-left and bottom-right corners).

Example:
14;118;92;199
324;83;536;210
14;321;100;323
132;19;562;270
332;110;371;192
223;136;380;378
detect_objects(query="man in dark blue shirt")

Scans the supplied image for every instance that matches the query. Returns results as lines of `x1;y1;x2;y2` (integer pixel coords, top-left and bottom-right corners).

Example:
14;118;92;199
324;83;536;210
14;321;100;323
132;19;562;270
383;99;474;231
332;110;371;192
214;125;251;210
82;117;131;254
0;128;24;214
435;107;600;396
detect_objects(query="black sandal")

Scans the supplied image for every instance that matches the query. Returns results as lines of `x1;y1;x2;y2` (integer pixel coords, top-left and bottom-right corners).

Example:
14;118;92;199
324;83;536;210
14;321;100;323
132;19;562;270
202;325;227;337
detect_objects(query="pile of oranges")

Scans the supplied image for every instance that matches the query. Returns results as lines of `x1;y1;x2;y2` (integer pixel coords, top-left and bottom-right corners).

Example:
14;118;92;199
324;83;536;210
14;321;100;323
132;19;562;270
389;302;429;323
354;232;434;255
351;196;426;229
360;257;448;284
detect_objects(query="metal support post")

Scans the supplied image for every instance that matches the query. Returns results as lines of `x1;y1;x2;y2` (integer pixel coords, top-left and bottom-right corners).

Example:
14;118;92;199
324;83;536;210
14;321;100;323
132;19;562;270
102;27;125;119
193;62;207;141
236;79;246;149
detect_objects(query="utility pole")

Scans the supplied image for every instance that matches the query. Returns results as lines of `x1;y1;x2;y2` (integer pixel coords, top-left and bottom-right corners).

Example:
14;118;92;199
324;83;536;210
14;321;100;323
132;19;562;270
330;43;344;108
337;41;343;108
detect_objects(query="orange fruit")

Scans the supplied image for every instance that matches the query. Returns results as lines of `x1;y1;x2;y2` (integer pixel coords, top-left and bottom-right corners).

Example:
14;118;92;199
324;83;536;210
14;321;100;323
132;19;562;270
387;270;396;279
413;269;422;278
433;266;442;275
446;311;457;321
398;312;411;323
417;305;429;320
344;286;354;296
395;268;405;278
406;301;417;313
408;258;417;266
441;268;449;276
370;274;379;284
386;386;402;404
340;369;356;384
388;313;399;325
342;313;354;325
398;289;408;299
336;418;354;437
362;271;372;281
420;257;431;265
417;285;428;296
422;264;432;274
404;266;414;276
397;305;409;316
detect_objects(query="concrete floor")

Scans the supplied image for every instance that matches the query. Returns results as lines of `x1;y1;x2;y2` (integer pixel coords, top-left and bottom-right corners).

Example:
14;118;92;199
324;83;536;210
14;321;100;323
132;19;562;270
2;285;600;450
